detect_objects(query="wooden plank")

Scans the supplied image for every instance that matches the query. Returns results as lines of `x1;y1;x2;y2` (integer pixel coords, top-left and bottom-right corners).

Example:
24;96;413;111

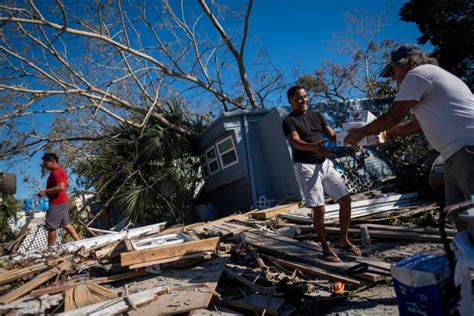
0;260;71;304
93;240;122;258
220;293;284;315
204;222;250;237
323;226;448;242
190;209;258;235
128;251;213;269
268;224;392;271
128;255;230;315
277;219;446;248
250;230;390;269
251;203;299;220
121;237;219;267
362;224;456;236
271;258;361;285
243;231;383;282
0;263;49;286
30;269;148;297
130;285;214;315
124;238;134;251
160;210;256;236
159;222;205;236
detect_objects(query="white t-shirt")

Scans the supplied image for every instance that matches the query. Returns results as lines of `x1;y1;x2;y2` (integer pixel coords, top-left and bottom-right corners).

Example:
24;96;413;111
394;64;474;160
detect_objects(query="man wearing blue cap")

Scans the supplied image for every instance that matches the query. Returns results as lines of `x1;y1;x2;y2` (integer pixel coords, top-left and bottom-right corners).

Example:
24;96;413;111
345;44;474;228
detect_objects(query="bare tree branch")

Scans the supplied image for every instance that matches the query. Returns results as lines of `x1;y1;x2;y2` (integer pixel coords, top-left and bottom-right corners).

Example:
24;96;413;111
0;0;281;162
198;0;258;109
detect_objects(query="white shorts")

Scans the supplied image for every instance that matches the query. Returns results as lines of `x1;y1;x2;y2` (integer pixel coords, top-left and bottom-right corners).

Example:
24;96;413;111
294;160;349;207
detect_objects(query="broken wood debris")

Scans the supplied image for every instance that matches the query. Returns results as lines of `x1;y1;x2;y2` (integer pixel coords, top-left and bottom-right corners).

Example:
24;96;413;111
242;231;386;282
250;203;300;220
7;212;34;254
280;192;421;223
324;225;449;243
269;256;361;285
120;236;220;266
0;260;71;304
58;286;170;316
30;269;148;297
0;194;452;315
218;292;285;315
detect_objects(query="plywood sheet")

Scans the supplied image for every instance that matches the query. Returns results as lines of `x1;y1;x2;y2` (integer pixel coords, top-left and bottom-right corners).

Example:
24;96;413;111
128;255;230;315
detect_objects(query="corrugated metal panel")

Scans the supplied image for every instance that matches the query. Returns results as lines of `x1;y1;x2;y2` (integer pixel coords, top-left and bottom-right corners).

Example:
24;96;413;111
207;178;253;216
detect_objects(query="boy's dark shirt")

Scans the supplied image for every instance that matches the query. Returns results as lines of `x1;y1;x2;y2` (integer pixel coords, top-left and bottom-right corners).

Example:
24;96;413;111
282;110;328;164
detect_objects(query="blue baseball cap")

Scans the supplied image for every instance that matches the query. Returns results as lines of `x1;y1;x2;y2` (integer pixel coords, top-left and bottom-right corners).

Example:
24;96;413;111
380;44;421;77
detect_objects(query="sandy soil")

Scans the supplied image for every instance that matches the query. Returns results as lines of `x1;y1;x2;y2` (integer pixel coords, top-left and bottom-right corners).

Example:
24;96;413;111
323;240;445;315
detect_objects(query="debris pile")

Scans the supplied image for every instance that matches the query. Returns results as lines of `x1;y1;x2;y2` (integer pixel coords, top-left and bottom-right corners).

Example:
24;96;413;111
0;191;452;315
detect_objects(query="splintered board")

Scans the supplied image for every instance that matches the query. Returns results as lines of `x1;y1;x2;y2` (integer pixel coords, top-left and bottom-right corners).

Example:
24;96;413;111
120;237;219;267
243;231;386;282
251;203;300;220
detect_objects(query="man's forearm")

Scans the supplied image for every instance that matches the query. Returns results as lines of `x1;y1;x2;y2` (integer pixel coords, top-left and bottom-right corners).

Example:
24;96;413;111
290;139;319;152
361;112;401;136
289;138;331;157
360;100;417;136
386;118;422;137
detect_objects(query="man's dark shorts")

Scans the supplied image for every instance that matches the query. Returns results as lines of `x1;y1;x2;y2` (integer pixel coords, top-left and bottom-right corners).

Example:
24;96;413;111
45;203;70;230
444;145;474;206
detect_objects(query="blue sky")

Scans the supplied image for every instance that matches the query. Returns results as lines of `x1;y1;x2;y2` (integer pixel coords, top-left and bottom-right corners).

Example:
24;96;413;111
249;0;428;81
2;0;427;200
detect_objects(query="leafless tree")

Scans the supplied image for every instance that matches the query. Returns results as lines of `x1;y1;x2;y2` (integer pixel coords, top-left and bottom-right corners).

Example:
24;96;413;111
0;0;282;162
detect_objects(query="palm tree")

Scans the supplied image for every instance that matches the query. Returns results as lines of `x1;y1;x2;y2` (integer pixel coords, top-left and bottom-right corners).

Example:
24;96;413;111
75;100;205;225
0;195;17;238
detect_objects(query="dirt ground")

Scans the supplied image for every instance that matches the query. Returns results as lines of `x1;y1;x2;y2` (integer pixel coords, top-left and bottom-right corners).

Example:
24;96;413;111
322;240;445;315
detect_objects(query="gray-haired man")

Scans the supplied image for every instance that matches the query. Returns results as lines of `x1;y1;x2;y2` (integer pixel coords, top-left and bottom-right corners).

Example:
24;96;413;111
345;44;474;229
